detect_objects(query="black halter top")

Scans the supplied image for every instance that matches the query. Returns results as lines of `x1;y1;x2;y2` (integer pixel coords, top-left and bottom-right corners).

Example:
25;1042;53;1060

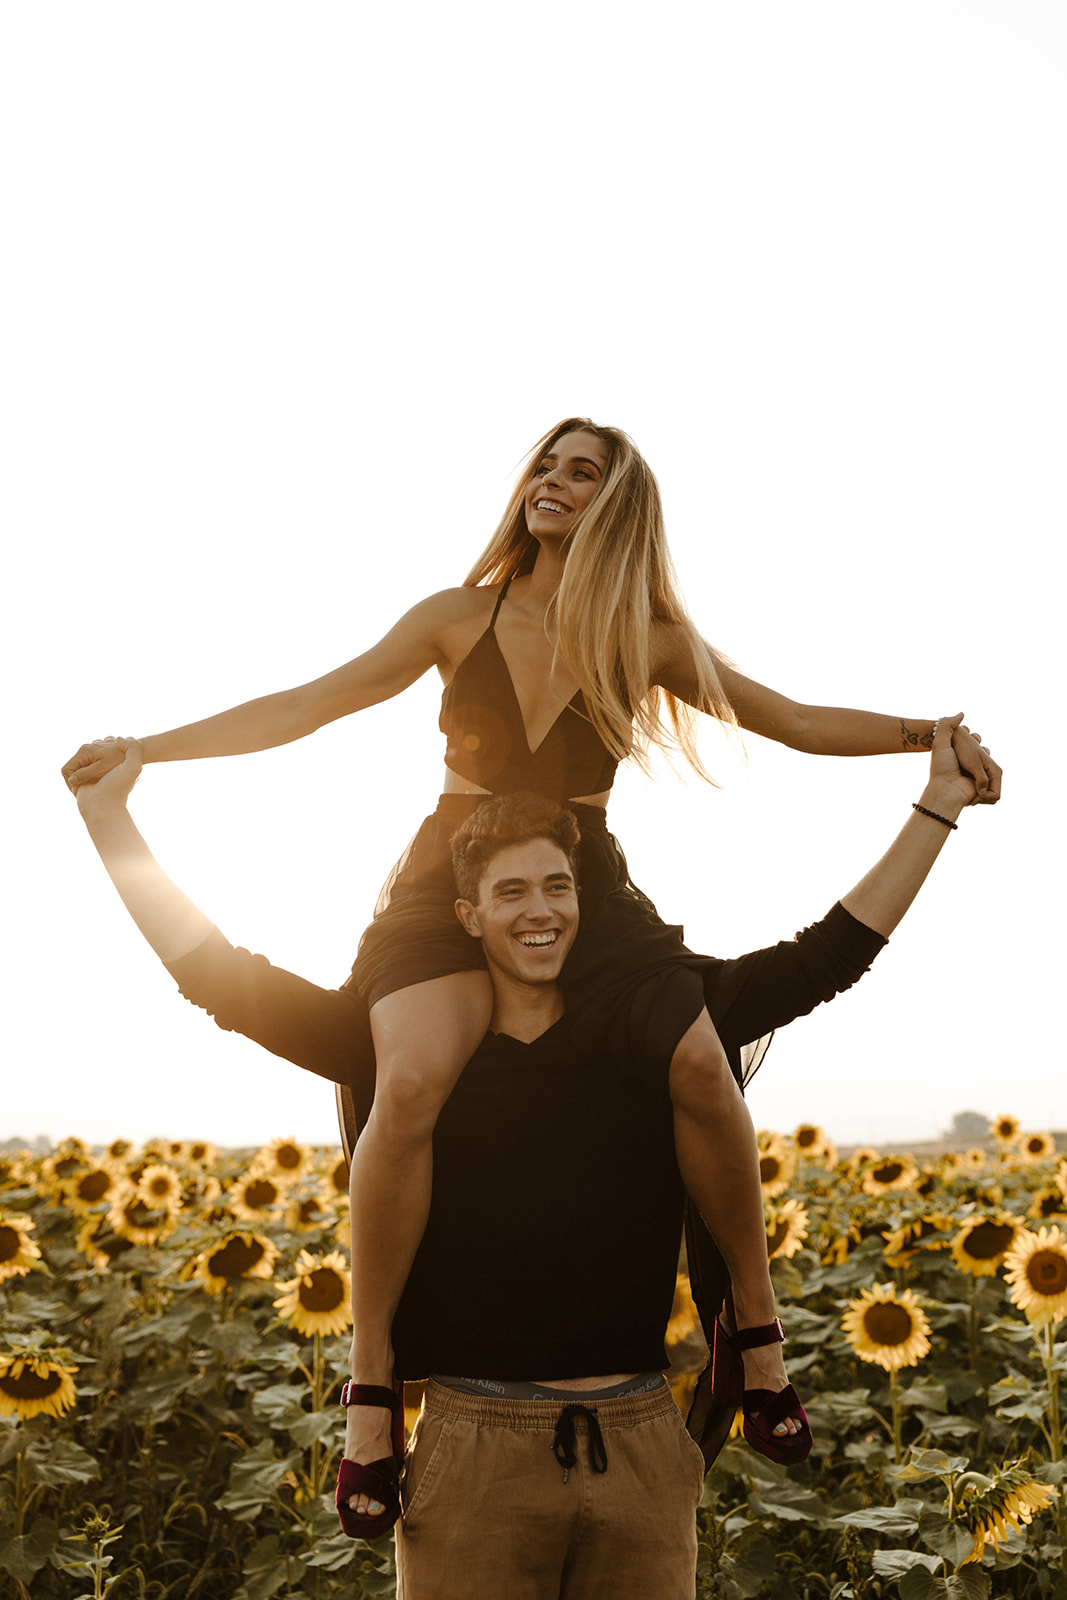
439;583;619;802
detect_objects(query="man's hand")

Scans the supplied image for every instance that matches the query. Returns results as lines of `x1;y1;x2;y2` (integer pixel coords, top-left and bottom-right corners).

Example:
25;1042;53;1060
950;718;1001;805
62;737;133;794
73;741;143;816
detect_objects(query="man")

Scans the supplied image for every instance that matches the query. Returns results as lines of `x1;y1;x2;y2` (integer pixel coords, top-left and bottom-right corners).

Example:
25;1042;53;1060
69;719;991;1598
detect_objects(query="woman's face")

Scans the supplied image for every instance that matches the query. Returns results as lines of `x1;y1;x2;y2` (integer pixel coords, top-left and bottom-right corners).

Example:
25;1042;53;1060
524;430;610;539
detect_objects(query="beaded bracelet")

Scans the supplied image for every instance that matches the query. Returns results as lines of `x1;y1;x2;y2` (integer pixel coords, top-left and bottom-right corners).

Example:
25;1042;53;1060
912;802;957;830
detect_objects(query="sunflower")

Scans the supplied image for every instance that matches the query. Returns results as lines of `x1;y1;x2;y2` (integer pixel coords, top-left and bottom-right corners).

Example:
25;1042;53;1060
186;1140;218;1167
1028;1187;1067;1223
991;1113;1020;1148
0;1348;78;1420
841;1283;931;1372
37;1148;89;1197
230;1171;286;1221
949;1212;1023;1278
135;1164;184;1218
274;1249;351;1336
0;1214;41;1282
1018;1131;1056;1165
254;1137;314;1184
75;1216;136;1269
765;1199;809;1261
962;1148;987;1171
0;1153;29;1188
323;1152;350;1198
194;1230;278;1295
881;1215;950;1268
959;1461;1058;1564
105;1139;133;1161
64;1162;125;1215
107;1187;178;1246
665;1272;700;1347
861;1154;919;1197
792;1124;837;1165
1003;1225;1067;1326
286;1188;332;1233
843;1147;880;1180
757;1133;796;1198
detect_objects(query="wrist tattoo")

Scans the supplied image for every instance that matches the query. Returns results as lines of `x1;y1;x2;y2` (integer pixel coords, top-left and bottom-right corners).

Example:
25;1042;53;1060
900;719;934;752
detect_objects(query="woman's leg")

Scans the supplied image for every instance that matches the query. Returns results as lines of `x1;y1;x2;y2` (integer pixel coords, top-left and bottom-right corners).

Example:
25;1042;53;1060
344;969;494;1514
668;1008;799;1435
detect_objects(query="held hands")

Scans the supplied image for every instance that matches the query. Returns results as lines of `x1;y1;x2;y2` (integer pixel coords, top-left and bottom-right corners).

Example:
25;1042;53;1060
949;717;1001;805
62;737;134;794
69;740;143;815
926;715;996;817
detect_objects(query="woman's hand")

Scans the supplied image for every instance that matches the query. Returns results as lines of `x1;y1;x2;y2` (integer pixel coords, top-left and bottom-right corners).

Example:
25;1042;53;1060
62;737;133;794
950;720;1002;805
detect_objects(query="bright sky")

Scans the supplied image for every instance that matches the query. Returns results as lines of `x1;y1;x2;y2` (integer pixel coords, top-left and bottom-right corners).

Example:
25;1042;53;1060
5;1;1063;1153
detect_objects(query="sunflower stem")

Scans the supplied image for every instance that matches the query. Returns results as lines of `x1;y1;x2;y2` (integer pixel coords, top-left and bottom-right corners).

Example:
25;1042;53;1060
310;1332;325;1498
890;1368;903;1465
1044;1320;1062;1466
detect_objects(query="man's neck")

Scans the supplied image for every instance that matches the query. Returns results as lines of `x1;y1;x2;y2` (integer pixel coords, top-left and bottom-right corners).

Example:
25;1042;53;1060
487;973;565;1044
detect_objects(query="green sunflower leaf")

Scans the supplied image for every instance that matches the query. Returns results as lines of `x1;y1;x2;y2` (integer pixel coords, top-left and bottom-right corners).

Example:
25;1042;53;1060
0;1516;60;1582
871;1549;941;1578
837;1499;923;1535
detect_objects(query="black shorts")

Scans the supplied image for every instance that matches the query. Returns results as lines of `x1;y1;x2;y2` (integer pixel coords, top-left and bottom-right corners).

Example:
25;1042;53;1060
352;795;713;1088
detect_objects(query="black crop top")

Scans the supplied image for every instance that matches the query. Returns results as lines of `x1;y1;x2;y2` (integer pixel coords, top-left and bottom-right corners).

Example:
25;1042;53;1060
439;583;619;801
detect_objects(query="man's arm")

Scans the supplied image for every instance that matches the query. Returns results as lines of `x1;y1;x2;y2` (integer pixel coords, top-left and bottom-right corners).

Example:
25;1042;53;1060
705;715;995;1056
75;743;214;961
71;743;375;1104
839;714;977;936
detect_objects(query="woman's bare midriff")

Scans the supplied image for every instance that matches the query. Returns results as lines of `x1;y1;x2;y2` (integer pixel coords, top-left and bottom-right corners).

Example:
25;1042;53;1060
441;766;610;809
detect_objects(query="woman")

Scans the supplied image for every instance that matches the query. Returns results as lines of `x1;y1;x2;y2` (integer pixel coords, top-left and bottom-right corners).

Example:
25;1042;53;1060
64;418;999;1529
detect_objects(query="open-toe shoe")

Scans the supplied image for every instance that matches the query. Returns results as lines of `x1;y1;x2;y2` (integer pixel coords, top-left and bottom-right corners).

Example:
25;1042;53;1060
717;1291;812;1465
335;1380;405;1539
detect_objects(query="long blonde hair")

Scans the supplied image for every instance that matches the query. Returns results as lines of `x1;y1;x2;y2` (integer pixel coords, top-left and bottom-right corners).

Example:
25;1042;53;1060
464;418;736;780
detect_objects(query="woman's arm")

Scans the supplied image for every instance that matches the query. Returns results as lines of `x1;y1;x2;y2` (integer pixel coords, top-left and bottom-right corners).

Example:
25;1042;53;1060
654;628;1001;801
62;588;473;790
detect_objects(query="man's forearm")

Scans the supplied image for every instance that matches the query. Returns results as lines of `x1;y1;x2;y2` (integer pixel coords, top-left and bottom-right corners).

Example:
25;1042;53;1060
840;777;967;938
79;795;214;962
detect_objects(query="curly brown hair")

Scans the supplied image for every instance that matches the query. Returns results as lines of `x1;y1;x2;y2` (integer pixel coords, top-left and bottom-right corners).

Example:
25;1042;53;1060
450;793;580;905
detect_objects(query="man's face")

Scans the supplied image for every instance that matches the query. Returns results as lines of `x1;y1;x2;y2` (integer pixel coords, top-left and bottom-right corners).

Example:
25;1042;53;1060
456;838;579;989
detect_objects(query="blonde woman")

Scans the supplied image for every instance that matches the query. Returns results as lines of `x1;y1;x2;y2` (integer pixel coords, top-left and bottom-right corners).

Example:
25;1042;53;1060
64;418;999;1532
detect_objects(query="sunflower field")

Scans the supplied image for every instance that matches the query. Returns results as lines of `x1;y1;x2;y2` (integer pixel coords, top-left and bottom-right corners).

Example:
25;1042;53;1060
2;1121;1066;1600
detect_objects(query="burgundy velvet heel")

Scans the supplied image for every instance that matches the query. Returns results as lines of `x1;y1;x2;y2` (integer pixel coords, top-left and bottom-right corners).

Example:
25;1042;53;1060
715;1291;813;1465
335;1381;406;1538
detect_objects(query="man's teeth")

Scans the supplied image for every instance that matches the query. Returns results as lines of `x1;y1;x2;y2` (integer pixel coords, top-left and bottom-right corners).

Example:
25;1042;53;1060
518;932;557;947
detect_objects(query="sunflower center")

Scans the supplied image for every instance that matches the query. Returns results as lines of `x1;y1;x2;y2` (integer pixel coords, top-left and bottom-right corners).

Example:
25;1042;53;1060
797;1129;817;1149
759;1157;781;1183
0;1366;65;1400
872;1162;904;1184
243;1179;279;1209
1027;1249;1067;1297
964;1222;1016;1260
299;1268;345;1312
275;1145;302;1170
863;1303;914;1347
78;1171;113;1202
0;1226;22;1264
209;1236;266;1277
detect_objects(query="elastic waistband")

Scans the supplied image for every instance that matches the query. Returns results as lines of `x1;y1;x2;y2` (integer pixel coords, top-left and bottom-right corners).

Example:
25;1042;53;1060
421;1377;678;1432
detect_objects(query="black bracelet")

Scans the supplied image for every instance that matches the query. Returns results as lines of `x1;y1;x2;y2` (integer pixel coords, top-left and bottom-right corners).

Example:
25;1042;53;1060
912;802;958;830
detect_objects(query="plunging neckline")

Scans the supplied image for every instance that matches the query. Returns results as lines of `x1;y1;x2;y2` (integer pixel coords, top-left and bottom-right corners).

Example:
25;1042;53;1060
487;629;584;755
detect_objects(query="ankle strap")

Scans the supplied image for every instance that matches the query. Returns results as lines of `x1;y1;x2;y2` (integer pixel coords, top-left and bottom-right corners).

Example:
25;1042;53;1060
339;1381;400;1410
733;1317;785;1352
